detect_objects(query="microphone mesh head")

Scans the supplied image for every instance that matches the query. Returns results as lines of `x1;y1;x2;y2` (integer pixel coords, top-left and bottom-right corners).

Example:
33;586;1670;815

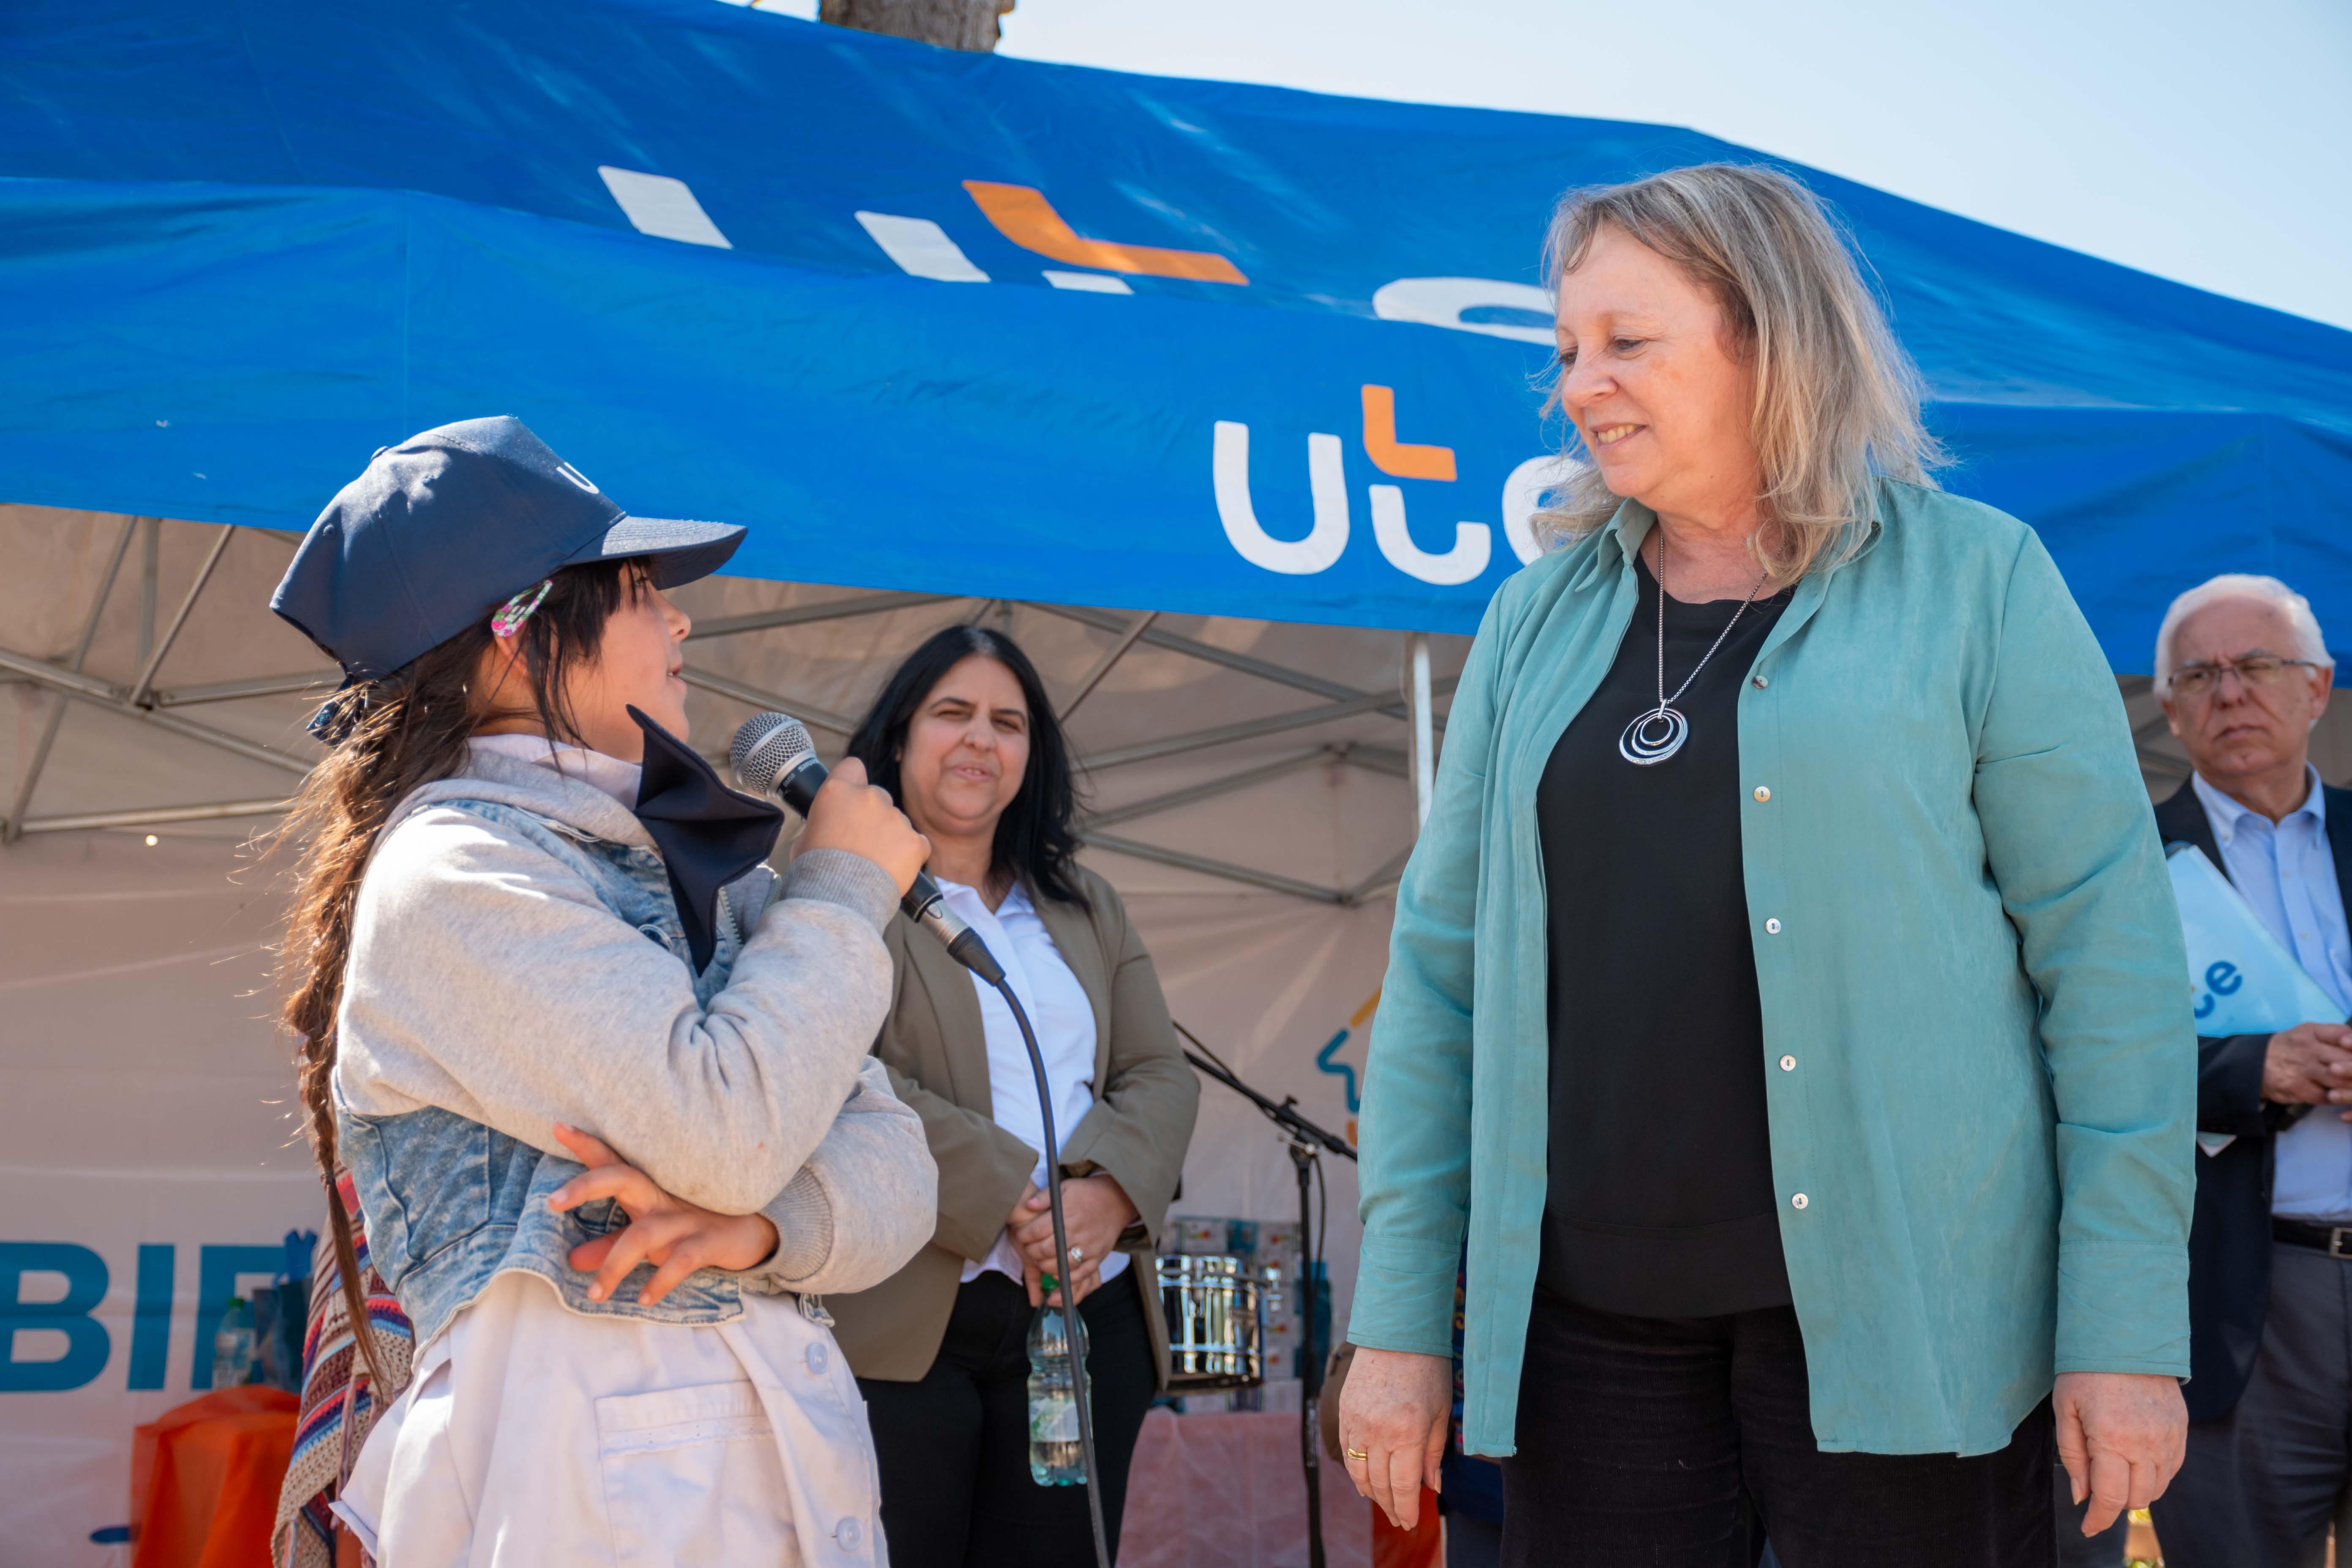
730;712;815;798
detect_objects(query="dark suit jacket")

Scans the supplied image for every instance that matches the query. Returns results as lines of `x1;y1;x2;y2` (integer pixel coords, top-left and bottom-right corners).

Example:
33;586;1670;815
2156;777;2352;1421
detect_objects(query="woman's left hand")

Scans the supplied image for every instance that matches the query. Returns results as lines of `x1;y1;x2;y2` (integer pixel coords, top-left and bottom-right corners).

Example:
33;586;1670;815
1011;1173;1138;1307
547;1124;780;1306
2053;1370;2188;1536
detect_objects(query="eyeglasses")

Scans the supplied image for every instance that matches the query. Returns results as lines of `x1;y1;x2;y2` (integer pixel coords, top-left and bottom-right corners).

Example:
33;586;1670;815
2169;656;2323;701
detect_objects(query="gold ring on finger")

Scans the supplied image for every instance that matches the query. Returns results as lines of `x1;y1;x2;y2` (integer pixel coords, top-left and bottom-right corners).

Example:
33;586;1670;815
1345;1447;1368;1461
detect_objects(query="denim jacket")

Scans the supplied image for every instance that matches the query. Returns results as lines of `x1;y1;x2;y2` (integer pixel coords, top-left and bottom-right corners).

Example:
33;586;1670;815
341;798;769;1347
333;746;923;1352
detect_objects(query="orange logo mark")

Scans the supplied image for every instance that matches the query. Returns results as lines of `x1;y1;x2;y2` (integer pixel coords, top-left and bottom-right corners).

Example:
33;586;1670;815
1360;385;1457;482
961;181;1249;285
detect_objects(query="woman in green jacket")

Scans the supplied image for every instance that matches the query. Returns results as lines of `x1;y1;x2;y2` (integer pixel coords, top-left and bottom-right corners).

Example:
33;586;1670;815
1336;164;2195;1567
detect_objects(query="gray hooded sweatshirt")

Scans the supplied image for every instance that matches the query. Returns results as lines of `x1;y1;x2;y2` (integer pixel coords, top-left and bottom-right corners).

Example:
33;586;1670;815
334;744;935;1297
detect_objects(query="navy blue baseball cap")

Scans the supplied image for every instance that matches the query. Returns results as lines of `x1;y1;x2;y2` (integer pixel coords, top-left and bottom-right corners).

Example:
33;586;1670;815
271;416;746;683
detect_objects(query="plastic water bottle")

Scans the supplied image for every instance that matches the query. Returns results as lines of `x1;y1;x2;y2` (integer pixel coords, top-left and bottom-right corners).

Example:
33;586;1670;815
1026;1274;1091;1486
211;1295;258;1389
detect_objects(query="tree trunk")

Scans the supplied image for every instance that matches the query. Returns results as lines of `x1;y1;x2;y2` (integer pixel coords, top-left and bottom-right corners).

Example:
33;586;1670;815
819;0;1009;52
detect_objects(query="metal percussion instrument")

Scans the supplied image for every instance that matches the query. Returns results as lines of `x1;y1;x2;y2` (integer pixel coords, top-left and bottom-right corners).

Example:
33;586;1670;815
1157;1254;1266;1390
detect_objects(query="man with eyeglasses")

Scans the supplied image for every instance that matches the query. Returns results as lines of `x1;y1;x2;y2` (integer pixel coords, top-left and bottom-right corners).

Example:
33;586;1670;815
2146;573;2352;1567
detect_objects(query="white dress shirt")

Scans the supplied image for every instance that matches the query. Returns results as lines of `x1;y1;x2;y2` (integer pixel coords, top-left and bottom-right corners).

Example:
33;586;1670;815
2192;766;2352;1220
936;877;1129;1288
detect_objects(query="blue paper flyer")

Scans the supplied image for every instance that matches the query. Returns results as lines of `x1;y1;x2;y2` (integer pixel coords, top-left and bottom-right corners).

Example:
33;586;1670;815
2167;844;2344;1154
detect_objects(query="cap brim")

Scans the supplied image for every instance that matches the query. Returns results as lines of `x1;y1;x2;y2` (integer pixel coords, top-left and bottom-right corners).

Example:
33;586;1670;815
572;514;748;588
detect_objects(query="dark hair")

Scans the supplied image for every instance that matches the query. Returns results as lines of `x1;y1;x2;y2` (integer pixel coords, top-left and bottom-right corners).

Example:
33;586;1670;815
272;557;648;1390
847;625;1089;909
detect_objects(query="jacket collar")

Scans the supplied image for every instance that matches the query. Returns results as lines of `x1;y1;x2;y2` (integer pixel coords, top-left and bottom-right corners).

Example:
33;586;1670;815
2153;777;2224;873
896;914;994;1116
386;720;782;972
891;878;1114;1097
1030;885;1113;1086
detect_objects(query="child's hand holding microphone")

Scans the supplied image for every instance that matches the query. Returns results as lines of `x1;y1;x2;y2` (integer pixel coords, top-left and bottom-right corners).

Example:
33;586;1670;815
795;755;931;895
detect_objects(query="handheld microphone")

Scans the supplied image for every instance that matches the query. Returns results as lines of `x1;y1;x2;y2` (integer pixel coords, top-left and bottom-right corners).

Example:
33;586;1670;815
730;712;1005;985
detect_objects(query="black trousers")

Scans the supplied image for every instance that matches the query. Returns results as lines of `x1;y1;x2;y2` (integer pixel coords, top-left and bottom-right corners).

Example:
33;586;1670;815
860;1267;1159;1568
1499;1288;2055;1568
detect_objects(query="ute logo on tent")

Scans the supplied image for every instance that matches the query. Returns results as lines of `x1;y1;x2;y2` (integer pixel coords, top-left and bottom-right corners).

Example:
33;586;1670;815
598;166;1574;587
1215;384;1571;586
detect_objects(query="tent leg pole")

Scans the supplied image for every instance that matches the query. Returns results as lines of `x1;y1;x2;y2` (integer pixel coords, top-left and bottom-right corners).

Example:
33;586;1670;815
5;516;140;843
1407;633;1433;832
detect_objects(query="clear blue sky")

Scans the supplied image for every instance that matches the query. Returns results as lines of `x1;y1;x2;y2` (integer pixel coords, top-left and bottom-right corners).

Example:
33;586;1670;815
745;0;2352;331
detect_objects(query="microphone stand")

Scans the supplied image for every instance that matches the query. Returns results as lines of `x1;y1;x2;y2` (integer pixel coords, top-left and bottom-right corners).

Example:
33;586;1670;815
996;977;1114;1568
1174;1024;1355;1568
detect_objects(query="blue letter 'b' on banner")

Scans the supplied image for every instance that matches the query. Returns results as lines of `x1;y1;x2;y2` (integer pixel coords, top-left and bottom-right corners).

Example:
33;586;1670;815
0;1242;111;1392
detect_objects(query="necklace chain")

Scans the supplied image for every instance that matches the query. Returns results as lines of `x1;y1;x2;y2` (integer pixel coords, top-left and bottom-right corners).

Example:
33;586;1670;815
1618;528;1770;766
1652;528;1769;711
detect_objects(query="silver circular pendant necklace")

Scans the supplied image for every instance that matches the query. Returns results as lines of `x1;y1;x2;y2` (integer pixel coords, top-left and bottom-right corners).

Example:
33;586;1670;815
1619;528;1771;767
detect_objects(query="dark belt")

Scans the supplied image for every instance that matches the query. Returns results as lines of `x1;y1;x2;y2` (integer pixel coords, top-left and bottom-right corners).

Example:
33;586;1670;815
2273;1218;2352;1258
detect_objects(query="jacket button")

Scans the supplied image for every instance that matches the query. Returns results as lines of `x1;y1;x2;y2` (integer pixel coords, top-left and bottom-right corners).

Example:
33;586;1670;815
806;1342;830;1375
836;1517;863;1551
1764;918;1782;934
1791;1193;1809;1210
1779;1055;1796;1072
1753;786;1771;802
1752;675;1769;689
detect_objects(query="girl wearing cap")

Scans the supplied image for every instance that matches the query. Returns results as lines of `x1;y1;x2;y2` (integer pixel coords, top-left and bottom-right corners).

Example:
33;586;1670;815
270;419;936;1566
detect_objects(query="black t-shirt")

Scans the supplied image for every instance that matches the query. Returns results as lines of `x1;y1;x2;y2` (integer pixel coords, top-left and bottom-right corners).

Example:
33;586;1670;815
1535;553;1793;1319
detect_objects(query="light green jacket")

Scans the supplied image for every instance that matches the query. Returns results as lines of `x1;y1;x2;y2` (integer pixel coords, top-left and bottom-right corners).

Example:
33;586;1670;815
1352;479;2195;1458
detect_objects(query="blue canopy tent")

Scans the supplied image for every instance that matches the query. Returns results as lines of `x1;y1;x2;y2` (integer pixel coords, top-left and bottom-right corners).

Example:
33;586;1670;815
3;0;2349;673
8;10;2352;1554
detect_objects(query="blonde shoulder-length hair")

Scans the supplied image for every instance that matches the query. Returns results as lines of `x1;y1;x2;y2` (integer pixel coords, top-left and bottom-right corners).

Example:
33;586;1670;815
1534;163;1946;583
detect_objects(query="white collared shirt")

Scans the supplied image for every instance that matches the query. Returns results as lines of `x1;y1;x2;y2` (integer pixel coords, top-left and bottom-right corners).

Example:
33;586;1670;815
935;877;1128;1288
2192;766;2352;1219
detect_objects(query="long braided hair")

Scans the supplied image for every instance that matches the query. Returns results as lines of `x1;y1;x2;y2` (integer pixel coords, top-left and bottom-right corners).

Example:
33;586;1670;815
272;558;645;1387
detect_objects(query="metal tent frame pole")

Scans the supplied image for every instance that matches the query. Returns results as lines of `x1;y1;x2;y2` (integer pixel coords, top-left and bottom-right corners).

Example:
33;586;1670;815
0;645;314;777
1407;632;1435;830
1061;610;1158;719
2;519;1459;898
3;516;140;841
126;523;234;708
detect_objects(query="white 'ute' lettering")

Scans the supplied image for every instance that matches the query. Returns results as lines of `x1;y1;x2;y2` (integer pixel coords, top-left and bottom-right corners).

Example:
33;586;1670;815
1369;485;1490;585
1212;422;1349;575
1372;277;1554;346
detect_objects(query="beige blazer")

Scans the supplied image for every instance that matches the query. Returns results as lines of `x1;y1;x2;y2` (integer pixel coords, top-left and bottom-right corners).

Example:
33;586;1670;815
828;863;1199;1387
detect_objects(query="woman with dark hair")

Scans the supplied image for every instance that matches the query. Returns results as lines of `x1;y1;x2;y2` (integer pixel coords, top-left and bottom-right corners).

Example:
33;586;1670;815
830;624;1200;1567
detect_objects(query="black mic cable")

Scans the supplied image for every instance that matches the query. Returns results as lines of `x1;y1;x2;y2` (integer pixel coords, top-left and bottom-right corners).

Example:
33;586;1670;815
732;713;1113;1568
